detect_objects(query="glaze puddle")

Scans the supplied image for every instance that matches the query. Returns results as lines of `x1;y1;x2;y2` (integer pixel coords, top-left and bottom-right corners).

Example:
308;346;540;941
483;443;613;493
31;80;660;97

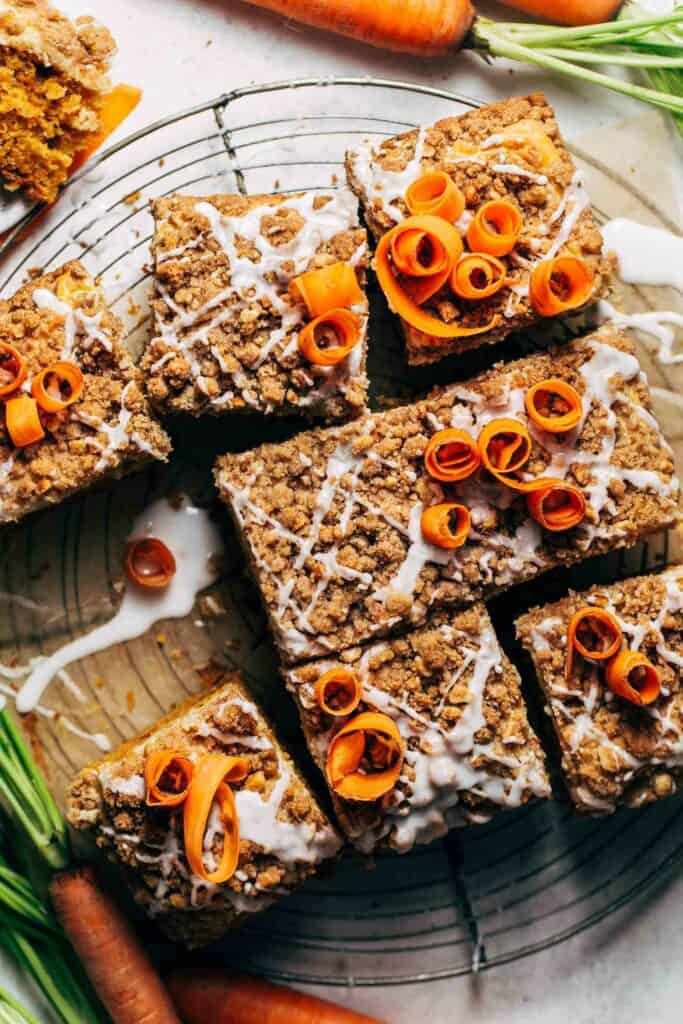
16;495;223;714
602;218;683;292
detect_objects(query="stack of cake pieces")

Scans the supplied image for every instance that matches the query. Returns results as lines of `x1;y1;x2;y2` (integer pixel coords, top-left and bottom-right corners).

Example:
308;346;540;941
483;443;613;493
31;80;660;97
55;94;681;947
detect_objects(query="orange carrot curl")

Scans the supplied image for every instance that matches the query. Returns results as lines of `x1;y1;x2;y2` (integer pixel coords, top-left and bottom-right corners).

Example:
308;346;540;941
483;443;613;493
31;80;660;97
327;711;403;801
144;750;194;808
526;480;586;532
125;538;177;589
525;379;582;434
315;668;362;717
5;395;45;447
239;0;475;56
405;172;465;222
298;309;362;365
421;502;471;548
50;865;182;1024
605;650;661;706
565;607;622;679
424;427;481;482
183;754;248;884
168;968;385;1024
529;256;595;317
290;262;364;318
451;253;509;300
466;200;523;258
32;361;84;412
478;417;532;488
0;343;27;397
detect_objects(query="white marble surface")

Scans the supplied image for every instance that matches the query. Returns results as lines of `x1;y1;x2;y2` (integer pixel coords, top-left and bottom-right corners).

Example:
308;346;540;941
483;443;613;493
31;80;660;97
2;0;683;1020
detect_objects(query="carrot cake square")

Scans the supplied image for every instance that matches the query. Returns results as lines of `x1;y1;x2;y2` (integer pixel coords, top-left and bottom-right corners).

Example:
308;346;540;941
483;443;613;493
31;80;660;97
141;189;369;422
67;673;342;948
346;93;612;365
215;324;679;665
516;567;683;814
0;0;116;204
0;260;171;524
284;605;550;854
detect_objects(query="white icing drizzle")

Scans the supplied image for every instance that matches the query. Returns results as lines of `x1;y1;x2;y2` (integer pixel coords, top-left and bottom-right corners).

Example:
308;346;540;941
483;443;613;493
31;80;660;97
223;337;679;662
290;620;549;854
151;189;367;411
597;300;683;366
0;678;110;752
601;218;683;292
15;496;222;713
529;566;683;811
347;128;428;225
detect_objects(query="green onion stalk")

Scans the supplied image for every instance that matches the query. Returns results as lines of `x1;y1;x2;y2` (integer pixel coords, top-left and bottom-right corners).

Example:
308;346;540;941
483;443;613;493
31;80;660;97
470;5;683;131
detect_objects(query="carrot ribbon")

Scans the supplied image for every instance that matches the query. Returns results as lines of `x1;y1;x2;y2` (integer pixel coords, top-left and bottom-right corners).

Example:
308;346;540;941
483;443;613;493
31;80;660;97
565;607;622;679
424;428;480;482
125;538;177;590
298;308;361;366
183;754;248;885
526;480;586;532
605;650;661;706
315;669;362;717
405;172;465;223
478;417;533;489
327;712;403;802
529;256;595;317
466;200;522;258
525;379;582;434
0;343;27;398
421;503;471;549
32;362;84;413
375;216;500;340
451;253;509;300
5;395;44;447
290;262;364;318
145;750;194;808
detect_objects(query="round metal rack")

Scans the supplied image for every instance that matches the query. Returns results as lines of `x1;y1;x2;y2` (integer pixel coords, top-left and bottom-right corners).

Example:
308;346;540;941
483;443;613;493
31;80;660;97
0;78;680;987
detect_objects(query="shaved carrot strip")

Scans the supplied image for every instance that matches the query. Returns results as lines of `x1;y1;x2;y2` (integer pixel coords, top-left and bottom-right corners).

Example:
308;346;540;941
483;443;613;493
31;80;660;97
125;538;176;590
5;395;44;447
424;427;480;482
387;215;462;305
565;607;622;679
405;172;465;223
526;480;586;531
529;256;595;317
315;668;362;717
421;503;471;548
183;754;249;885
0;343;27;397
451;253;509;300
466;200;523;257
32;361;84;413
605;650;661;706
327;712;403;802
298;308;361;366
290;262;364;318
376;221;499;340
145;750;194;808
479;418;532;476
525;378;582;434
70;85;142;174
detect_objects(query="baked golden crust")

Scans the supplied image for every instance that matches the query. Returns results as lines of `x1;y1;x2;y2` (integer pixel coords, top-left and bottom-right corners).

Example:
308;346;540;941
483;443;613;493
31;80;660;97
346;93;612;365
216;324;680;664
141;190;369;422
285;605;550;854
0;260;170;524
67;673;341;948
516;568;683;814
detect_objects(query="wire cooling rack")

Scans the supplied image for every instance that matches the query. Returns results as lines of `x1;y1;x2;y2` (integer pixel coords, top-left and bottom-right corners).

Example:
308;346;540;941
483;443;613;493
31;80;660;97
0;77;681;987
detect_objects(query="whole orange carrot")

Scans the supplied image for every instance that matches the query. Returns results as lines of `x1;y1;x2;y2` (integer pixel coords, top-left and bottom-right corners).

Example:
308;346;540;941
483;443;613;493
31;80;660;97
499;1;623;26
168;969;385;1024
49;866;181;1024
240;0;475;55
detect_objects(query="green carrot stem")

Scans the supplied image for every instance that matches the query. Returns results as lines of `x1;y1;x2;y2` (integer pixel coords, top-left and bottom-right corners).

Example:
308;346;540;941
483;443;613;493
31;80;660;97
0;988;40;1024
539;47;683;68
472;29;683;115
484;12;683;49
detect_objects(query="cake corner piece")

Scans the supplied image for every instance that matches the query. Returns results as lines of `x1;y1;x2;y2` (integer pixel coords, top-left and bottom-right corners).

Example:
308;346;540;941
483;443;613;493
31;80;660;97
67;672;342;948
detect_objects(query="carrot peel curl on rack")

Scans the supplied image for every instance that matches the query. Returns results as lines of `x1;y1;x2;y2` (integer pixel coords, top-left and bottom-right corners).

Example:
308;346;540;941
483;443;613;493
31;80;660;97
327;712;403;802
145;750;194;807
565;607;622;679
183;754;249;884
